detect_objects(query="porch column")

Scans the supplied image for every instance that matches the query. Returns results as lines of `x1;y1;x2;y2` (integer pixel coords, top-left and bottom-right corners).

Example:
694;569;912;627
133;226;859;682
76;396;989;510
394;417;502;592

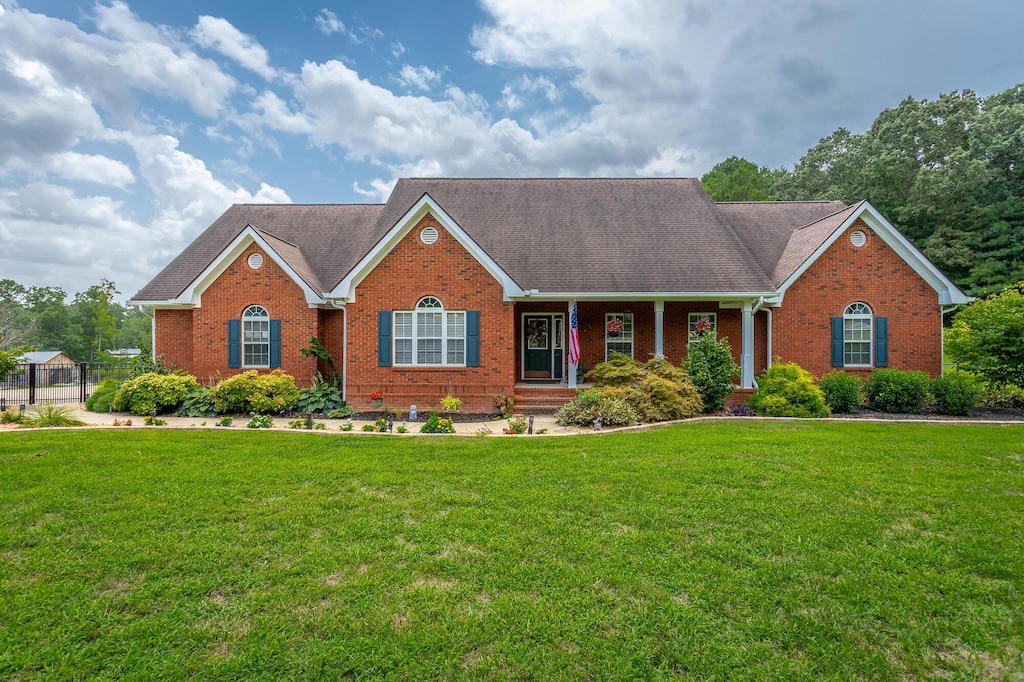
568;301;577;389
654;300;665;358
741;301;755;389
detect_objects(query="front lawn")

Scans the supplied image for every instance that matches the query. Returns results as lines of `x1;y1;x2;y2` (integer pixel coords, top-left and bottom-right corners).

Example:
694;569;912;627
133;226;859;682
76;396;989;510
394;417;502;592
1;423;1022;679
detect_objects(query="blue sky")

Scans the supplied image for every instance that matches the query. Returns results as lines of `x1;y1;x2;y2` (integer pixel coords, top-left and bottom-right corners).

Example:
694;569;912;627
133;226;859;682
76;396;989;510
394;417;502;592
1;0;1022;302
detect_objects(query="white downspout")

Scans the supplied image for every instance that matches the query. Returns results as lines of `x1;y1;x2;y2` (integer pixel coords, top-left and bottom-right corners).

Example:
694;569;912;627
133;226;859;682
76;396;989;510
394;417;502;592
766;309;773;370
342;305;348;404
940;305;958;375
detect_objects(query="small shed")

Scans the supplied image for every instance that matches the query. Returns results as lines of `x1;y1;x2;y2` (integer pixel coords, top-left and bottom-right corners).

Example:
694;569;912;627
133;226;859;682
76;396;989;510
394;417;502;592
17;351;78;386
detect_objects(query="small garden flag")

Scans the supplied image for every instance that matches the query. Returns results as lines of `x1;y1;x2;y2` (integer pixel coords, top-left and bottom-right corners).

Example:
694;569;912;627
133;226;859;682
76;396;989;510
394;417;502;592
568;302;581;366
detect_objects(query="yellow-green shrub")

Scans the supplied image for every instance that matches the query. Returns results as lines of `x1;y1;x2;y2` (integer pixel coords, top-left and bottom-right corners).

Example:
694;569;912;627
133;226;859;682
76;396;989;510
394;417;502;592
211;370;300;414
112;372;199;415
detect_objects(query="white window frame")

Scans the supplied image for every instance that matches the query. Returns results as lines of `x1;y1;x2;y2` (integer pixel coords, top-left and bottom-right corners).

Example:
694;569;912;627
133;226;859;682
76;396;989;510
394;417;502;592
688;313;718;343
242;305;270;368
843;302;872;367
394;296;467;367
605;312;634;360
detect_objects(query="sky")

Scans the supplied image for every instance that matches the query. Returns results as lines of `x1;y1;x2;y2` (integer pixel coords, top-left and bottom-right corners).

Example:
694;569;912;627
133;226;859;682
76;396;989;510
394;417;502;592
0;1;1021;303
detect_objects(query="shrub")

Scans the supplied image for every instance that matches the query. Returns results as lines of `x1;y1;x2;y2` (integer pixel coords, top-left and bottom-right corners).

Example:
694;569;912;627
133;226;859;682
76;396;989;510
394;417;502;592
582;355;702;423
978;383;1024;408
493;393;514;417
586;352;643;386
339;420;354;431
180;385;218;417
866;368;932;413
396;423;408;433
85;378;120;412
555;388;639;427
441;395;461;413
211;370;300;415
730;404;755;417
143;415;167;426
818;371;864;413
420;413;455;434
630;369;703;422
931;373;982;416
216;416;233;427
684;332;740;413
246;414;273;429
297;377;344;414
2;411;24;424
112;372;199;416
749;362;829;418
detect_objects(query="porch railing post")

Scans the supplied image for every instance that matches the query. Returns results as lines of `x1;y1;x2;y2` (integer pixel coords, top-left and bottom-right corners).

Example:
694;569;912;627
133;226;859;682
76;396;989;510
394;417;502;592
741;302;755;389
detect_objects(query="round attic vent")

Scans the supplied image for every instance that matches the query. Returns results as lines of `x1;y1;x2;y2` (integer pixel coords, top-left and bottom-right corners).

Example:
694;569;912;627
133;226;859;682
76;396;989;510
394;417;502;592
247;253;264;269
850;230;867;247
420;227;439;245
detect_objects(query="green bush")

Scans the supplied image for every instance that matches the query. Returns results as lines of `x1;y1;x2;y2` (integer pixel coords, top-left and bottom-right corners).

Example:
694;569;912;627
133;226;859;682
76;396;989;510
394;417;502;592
211;370;300;415
945;283;1024;388
85;378;120;412
977;383;1024;408
555;388;639;427
297;378;344;414
327;405;356;419
818;371;864;413
419;413;455;434
586;352;643;386
246;414;273;429
866;368;932;413
112;372;199;415
749;362;830;418
684;332;740;413
23;403;87;428
931;373;982;416
580;355;702;423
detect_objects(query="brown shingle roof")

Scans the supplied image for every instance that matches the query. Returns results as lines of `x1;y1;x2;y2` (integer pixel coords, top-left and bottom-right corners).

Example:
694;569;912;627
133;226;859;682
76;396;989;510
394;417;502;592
132;203;385;301
131;179;856;302
376;178;775;292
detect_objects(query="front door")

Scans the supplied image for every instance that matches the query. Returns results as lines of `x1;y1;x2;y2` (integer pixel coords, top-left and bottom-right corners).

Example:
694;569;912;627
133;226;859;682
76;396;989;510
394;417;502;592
522;315;564;380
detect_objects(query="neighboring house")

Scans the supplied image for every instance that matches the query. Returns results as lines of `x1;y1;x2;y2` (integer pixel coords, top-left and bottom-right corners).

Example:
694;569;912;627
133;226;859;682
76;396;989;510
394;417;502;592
15;351;78;387
107;348;144;358
130;178;969;411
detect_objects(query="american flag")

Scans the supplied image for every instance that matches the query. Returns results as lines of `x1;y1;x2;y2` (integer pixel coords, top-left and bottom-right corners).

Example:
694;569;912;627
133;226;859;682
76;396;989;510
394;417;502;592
568;302;581;366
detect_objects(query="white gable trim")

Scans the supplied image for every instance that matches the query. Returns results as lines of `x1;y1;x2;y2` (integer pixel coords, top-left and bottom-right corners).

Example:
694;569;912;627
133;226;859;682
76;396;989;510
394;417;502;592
777;202;970;305
168;226;325;307
328;194;525;302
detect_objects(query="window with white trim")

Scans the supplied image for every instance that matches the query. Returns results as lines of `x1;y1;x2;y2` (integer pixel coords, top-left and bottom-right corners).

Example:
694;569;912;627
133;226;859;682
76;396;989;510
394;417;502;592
688;313;717;343
605;313;634;359
843;302;872;366
394;297;466;366
242;305;270;367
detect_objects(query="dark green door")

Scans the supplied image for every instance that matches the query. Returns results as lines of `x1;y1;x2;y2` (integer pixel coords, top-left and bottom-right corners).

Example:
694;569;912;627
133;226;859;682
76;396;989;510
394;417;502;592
524;316;552;378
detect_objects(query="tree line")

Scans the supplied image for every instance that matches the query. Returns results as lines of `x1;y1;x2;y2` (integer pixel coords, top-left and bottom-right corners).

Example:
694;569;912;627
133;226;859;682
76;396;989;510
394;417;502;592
0;278;150;369
701;83;1024;296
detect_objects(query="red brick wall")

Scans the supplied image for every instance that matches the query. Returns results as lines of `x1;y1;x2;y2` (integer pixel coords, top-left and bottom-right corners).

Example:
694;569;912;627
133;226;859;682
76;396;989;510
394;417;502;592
772;219;942;379
154;309;193;371
186;245;320;385
345;215;514;412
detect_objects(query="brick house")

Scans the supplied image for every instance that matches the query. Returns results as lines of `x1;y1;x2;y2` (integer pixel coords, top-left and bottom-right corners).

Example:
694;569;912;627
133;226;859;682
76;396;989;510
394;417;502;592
129;178;968;411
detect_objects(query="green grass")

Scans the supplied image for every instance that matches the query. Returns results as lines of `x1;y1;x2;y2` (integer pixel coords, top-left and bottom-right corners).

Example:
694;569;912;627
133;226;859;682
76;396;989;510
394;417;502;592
2;423;1022;680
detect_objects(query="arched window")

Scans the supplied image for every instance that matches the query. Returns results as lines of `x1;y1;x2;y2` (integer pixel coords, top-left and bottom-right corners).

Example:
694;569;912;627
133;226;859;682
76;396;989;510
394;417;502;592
843;302;872;366
392;297;466;365
243;305;270;367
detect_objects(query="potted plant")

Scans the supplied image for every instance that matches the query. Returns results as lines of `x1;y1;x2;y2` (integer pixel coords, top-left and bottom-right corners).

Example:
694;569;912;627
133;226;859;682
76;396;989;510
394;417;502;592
493;393;513;417
606;318;623;337
370;389;384;408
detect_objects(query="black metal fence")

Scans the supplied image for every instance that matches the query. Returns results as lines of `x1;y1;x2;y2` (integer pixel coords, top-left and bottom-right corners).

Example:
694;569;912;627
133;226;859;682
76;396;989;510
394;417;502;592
0;363;135;409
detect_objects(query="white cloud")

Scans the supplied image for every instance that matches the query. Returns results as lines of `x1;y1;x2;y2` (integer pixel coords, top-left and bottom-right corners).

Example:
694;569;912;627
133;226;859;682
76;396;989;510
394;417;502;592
315;9;353;39
192;15;276;80
46;152;136;188
501;74;558;110
395;64;442;91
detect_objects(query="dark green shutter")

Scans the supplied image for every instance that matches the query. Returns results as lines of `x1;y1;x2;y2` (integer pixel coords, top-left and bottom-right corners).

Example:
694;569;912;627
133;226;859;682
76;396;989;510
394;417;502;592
378;311;392;367
269;320;281;368
228;319;241;368
831;317;844;367
466;310;480;367
874;316;888;367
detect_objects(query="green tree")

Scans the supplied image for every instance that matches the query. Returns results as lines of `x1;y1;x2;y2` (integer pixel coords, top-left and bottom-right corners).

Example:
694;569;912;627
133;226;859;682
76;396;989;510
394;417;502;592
946;281;1024;387
72;279;120;361
700;156;781;201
